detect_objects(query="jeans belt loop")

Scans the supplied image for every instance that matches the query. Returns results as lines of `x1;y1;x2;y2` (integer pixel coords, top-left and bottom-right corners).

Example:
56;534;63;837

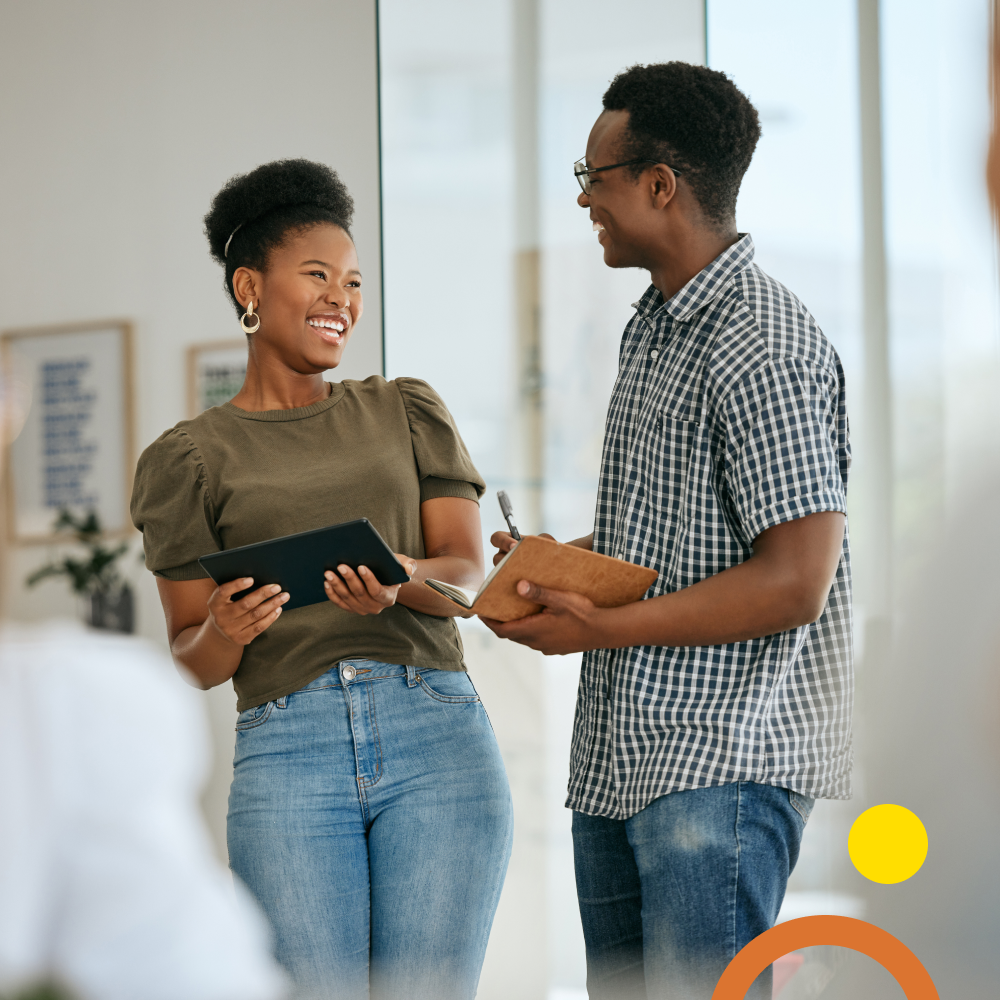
276;694;287;709
406;664;418;688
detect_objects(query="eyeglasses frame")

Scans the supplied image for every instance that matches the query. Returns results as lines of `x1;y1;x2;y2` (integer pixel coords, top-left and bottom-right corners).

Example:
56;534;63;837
573;157;683;195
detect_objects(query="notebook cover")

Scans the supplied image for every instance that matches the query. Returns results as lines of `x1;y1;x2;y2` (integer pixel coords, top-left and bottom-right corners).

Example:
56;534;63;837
424;535;658;622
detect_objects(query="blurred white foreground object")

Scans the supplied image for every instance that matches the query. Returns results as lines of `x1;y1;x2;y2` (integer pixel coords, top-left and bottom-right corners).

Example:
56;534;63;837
0;621;288;1000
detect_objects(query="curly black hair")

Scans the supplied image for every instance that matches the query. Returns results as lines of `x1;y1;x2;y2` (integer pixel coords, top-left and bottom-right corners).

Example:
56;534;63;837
204;159;355;316
602;62;760;228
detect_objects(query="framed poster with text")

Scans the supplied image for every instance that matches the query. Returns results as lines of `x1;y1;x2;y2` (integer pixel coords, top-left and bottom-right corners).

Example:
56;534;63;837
2;320;135;544
186;339;247;418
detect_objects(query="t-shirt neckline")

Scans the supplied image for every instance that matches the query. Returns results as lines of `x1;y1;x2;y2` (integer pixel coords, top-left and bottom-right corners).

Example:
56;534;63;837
221;382;346;422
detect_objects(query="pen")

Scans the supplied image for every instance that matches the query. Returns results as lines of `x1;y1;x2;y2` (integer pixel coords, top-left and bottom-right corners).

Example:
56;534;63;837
497;490;522;541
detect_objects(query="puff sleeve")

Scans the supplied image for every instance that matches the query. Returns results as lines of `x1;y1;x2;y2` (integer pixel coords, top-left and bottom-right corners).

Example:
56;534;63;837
396;378;485;503
129;427;219;580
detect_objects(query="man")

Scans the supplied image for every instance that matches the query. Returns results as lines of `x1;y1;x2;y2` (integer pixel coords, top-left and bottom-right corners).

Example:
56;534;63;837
484;62;852;999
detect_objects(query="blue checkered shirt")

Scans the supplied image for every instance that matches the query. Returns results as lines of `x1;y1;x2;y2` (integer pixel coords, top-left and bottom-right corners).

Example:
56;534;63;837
567;235;853;820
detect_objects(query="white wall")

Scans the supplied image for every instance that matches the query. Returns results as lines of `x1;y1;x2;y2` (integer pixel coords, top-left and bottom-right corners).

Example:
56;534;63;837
0;0;382;865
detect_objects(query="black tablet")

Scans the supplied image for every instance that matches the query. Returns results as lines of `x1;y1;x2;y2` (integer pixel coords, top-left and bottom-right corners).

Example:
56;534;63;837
198;519;411;612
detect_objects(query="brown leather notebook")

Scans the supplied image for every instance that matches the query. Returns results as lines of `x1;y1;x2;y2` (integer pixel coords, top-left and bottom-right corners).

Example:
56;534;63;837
423;535;658;622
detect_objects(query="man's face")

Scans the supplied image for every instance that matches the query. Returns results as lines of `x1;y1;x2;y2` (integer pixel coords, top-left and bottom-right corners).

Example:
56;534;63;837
578;110;659;269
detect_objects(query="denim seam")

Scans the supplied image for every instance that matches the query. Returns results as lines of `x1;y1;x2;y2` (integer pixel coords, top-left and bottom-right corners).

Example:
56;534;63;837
343;682;370;827
415;674;481;704
730;782;742;962
357;781;371;827
358;681;384;790
234;700;274;731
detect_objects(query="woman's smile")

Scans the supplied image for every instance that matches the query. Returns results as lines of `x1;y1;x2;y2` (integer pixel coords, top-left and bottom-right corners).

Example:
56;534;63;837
307;309;351;346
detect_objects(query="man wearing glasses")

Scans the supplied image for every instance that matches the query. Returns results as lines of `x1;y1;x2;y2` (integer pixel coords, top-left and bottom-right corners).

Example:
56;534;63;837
484;62;852;999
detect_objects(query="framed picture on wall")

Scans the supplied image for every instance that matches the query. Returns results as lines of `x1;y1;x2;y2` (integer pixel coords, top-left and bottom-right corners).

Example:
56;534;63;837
186;339;248;418
1;319;135;544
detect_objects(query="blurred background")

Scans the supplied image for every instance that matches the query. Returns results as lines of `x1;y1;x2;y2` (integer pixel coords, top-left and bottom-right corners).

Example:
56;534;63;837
2;0;999;997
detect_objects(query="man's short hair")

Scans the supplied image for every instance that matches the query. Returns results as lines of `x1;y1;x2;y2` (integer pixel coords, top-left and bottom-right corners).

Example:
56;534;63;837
602;62;761;228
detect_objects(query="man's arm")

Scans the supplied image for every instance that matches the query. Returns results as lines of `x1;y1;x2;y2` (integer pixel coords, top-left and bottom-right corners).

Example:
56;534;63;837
480;511;845;656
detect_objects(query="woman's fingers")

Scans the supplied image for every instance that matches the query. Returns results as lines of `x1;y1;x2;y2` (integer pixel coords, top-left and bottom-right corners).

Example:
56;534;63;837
233;583;284;615
225;584;288;624
209;581;288;644
357;565;389;598
325;569;365;610
338;564;369;599
217;576;255;601
234;603;283;641
324;570;353;605
323;566;397;615
393;553;417;577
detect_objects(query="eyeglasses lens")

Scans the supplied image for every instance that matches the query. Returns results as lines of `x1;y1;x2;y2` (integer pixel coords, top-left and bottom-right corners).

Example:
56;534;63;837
573;159;590;195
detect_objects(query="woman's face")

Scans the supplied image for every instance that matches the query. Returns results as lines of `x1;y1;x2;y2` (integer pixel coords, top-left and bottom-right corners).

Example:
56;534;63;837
235;223;363;373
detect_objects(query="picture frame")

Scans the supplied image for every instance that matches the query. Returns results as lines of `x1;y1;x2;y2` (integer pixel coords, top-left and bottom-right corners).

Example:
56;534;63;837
186;339;248;419
2;319;135;544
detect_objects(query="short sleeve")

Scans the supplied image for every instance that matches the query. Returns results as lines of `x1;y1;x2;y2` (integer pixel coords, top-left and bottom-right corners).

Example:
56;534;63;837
395;378;486;504
721;357;848;545
129;428;219;580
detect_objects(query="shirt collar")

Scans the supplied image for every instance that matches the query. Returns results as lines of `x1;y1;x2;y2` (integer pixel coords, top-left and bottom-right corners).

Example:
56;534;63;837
630;233;755;324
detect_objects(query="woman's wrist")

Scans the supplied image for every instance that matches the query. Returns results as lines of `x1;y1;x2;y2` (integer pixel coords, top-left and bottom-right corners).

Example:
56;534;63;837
171;620;242;688
409;555;484;591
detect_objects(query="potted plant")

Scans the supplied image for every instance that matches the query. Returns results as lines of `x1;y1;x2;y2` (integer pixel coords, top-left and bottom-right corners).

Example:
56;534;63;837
26;509;135;634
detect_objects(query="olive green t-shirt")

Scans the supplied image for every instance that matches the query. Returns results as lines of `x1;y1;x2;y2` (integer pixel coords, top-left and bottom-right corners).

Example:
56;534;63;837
130;376;485;711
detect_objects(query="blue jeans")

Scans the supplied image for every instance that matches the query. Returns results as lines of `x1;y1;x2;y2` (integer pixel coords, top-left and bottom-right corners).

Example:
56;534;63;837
573;782;813;1000
227;661;513;1000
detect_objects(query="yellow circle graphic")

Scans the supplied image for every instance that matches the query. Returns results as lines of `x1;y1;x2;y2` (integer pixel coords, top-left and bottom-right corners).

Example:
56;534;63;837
849;804;928;884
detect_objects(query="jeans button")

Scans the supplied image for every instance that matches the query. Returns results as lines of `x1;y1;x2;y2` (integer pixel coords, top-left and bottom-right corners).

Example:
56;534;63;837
341;664;356;682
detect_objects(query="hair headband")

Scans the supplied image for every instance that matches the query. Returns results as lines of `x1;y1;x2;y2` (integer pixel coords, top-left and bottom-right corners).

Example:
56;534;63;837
223;224;242;259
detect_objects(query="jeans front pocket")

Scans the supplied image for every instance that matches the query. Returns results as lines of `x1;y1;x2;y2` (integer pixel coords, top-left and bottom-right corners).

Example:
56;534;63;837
415;668;481;704
235;700;274;731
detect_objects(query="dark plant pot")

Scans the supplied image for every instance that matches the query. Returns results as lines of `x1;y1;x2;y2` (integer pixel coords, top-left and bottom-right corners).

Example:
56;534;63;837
88;586;134;634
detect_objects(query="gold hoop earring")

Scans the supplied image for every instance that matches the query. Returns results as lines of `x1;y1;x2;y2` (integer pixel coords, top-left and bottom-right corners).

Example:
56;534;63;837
240;299;260;334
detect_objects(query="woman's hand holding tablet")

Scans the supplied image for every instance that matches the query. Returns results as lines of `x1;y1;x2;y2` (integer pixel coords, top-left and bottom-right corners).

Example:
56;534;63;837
324;554;417;616
209;578;290;645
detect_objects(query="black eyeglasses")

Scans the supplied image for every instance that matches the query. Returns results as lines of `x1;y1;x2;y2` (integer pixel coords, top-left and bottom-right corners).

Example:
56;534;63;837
573;156;682;194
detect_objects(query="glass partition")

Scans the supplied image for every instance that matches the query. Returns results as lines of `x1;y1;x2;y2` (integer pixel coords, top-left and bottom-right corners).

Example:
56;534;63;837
379;0;1000;994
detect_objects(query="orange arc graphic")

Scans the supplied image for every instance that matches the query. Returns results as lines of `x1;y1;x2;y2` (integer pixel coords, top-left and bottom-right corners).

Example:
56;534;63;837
710;915;938;1000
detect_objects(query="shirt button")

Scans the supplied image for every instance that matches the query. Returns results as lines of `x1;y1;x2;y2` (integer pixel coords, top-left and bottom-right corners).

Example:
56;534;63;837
650;348;659;360
341;664;356;682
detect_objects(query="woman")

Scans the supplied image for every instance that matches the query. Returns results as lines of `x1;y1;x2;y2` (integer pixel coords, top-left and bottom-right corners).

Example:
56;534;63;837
131;159;512;1000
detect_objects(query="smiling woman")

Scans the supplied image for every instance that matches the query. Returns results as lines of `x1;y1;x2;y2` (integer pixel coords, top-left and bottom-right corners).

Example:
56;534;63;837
129;159;513;1000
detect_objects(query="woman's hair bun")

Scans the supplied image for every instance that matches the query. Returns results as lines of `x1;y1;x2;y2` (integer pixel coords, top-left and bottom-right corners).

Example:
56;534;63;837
204;159;356;316
204;159;355;265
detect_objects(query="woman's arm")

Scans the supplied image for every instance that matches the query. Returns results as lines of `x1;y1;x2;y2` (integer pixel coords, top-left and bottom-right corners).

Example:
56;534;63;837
397;496;486;615
324;496;485;618
156;576;289;689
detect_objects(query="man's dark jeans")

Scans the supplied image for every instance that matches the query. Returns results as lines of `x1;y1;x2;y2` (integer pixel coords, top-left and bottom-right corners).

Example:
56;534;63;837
573;781;814;1000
